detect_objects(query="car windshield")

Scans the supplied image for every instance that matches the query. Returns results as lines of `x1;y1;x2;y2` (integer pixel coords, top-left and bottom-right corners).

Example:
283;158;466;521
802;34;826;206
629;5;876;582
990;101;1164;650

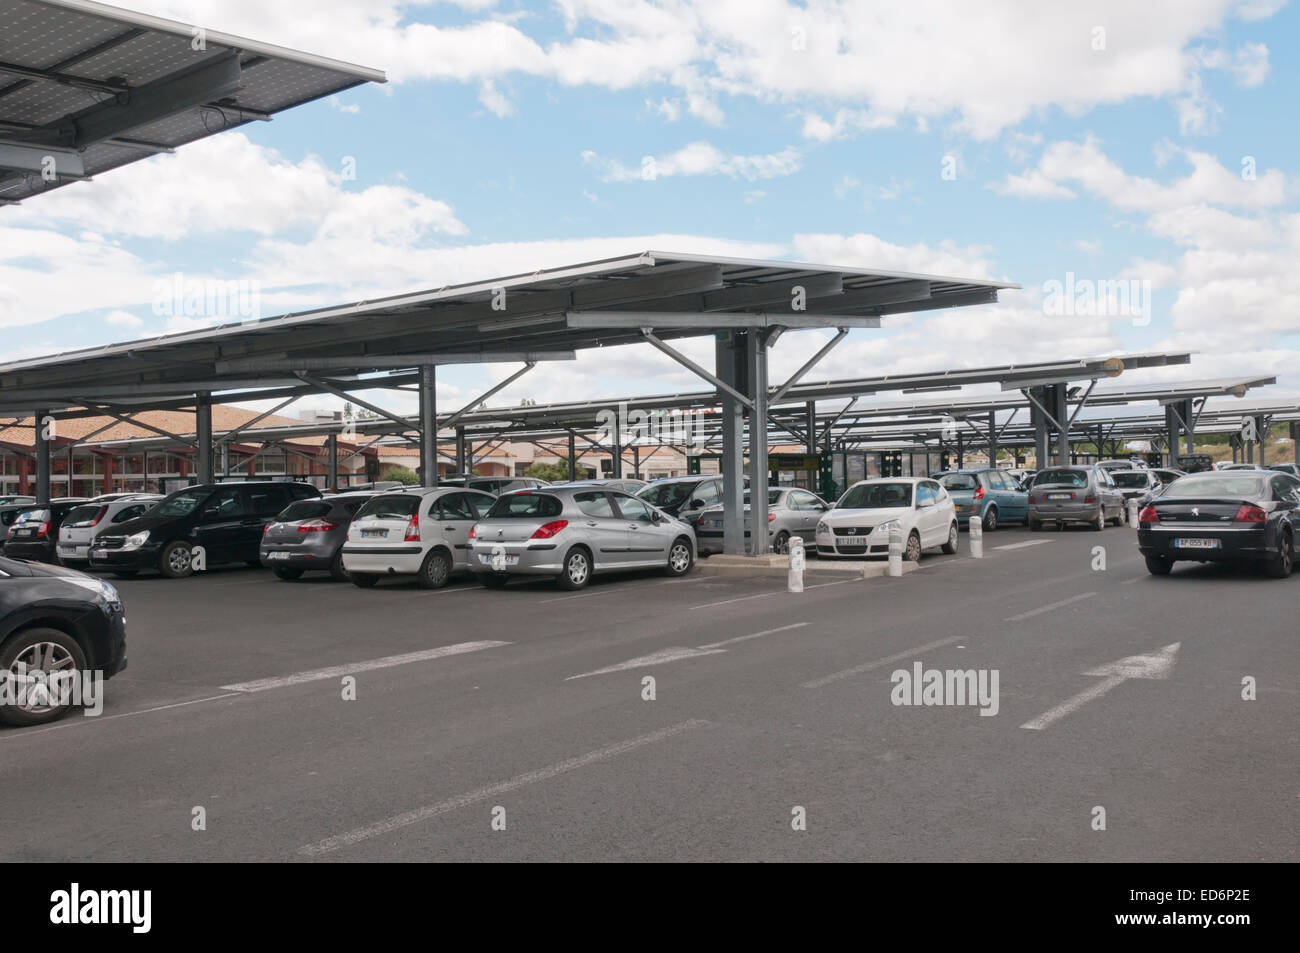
354;495;420;520
1033;469;1088;488
1161;475;1265;498
938;474;978;491
153;490;208;517
486;493;563;518
638;481;697;508
278;501;333;522
838;482;913;509
1110;472;1150;488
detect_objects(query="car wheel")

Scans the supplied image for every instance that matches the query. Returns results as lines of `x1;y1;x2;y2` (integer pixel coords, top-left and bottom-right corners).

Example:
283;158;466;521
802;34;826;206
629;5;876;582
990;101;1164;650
0;627;88;726
328;548;350;582
1263;530;1293;578
556;546;591;590
904;530;922;562
417;549;451;589
273;566;304;581
477;573;509;588
1144;554;1173;576
1092;511;1105;531
773;530;791;554
982;507;998;532
665;537;694;576
941;522;959;555
158;540;194;578
350;573;379;588
111;570;137;579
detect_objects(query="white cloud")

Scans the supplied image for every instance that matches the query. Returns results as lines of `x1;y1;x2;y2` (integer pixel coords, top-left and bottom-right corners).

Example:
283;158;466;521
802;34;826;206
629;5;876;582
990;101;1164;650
583;141;802;182
327;95;361;114
478;80;515;117
105;310;144;329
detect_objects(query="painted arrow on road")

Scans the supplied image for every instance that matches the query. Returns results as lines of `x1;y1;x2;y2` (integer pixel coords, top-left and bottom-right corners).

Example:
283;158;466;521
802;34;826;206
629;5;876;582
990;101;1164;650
1020;642;1181;731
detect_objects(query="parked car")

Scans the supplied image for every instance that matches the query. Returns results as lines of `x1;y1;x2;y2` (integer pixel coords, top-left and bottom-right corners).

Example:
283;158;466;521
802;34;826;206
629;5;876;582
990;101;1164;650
0;502;37;551
1028;466;1125;531
1108;469;1164;505
260;491;376;581
815;477;959;561
0;496;35;507
552;478;649;494
694;487;830;555
636;474;746;529
338;481;404;492
87;482;321;578
56;495;162;567
0;553;127;726
1174;453;1214;473
438;476;550;495
936;468;1028;531
2;499;90;564
469;486;696;590
1266;463;1300;479
1137;471;1299;577
1216;463;1259;471
1096;458;1147;472
1151;468;1186;486
342;486;498;588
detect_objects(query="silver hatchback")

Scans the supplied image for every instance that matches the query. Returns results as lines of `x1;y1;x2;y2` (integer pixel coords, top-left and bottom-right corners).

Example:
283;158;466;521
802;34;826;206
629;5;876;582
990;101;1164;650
469;486;696;589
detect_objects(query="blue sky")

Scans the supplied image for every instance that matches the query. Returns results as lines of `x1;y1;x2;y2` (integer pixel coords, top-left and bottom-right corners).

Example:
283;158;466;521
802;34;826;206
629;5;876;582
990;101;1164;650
3;0;1297;417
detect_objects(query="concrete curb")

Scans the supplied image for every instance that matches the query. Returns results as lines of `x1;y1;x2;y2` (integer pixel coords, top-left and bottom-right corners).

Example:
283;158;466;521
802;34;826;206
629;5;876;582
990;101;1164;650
694;554;920;579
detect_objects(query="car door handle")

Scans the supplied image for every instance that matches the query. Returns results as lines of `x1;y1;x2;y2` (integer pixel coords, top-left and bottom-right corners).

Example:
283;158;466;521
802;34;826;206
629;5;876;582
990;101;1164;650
628;523;639;530
585;521;598;527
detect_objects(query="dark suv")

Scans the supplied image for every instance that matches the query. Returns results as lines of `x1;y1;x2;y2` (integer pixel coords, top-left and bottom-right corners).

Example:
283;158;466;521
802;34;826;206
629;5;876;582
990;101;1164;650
88;482;320;578
2;499;89;564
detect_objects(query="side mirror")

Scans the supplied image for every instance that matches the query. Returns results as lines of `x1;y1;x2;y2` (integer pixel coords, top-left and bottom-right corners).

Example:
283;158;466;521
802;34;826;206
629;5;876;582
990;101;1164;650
690;498;705;508
650;509;663;522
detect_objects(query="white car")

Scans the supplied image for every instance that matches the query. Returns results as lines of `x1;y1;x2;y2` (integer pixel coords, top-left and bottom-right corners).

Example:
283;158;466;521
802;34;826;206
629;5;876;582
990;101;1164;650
341;486;497;588
815;477;959;561
56;494;162;566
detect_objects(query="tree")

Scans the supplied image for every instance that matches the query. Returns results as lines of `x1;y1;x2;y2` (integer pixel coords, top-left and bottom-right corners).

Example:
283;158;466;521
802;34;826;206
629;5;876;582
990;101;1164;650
526;459;588;482
381;464;419;485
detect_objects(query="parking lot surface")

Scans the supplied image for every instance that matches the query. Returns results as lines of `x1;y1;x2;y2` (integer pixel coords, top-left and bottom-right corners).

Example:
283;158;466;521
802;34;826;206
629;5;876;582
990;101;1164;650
1;525;1294;862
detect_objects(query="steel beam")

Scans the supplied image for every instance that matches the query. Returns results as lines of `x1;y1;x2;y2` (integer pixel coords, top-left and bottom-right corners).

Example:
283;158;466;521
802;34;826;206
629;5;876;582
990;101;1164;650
746;331;771;555
569;311;879;330
419;366;438;487
195;394;213;484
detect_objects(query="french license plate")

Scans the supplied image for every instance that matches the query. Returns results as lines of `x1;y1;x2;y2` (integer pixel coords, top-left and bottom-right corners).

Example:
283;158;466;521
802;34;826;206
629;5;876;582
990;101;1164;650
842;536;868;546
1175;538;1220;549
1048;492;1072;500
91;550;108;559
267;551;290;560
361;528;388;538
14;528;33;537
57;545;76;553
479;553;519;566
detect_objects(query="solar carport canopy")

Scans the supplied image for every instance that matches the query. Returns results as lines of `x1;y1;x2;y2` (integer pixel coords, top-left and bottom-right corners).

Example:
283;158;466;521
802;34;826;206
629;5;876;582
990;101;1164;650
0;0;385;204
0;251;1015;411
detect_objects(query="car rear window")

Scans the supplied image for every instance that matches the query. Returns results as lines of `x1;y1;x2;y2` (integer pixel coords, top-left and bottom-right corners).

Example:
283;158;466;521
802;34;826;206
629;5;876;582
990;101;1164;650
13;508;49;524
1109;472;1150;488
938;474;978;491
64;504;106;526
638;481;696;508
1162;475;1265;498
353;495;420;520
486;493;563;518
1033;469;1088;488
278;501;333;522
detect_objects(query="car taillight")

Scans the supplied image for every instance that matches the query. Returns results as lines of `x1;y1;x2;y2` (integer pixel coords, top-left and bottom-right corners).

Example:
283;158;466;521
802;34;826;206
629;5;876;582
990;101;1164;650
531;520;569;539
973;486;985;501
297;519;338;533
89;506;108;527
1234;504;1267;523
1083;494;1096;504
768;512;777;522
1138;505;1159;523
404;513;421;541
468;526;477;539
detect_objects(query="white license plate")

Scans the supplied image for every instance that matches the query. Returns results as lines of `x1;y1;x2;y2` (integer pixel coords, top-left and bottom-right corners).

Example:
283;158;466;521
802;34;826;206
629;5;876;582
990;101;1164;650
267;551;290;560
841;536;868;546
91;550;108;559
479;553;519;566
57;545;76;553
1047;493;1072;500
1175;538;1220;549
361;528;388;538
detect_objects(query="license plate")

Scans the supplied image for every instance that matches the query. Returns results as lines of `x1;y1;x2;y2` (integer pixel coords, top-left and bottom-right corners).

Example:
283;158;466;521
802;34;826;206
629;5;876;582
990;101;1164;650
479;553;519;566
842;536;868;546
57;545;76;553
1175;538;1220;549
361;528;388;538
14;528;33;537
1048;493;1072;500
267;551;290;560
91;550;108;559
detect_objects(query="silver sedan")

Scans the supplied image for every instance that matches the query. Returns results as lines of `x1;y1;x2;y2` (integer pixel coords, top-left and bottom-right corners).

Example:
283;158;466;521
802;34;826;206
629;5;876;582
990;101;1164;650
694;487;829;555
469;486;696;590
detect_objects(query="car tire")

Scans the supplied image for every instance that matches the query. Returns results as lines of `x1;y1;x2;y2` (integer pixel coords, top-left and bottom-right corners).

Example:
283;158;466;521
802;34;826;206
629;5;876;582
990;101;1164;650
273;567;304;581
158;540;194;578
982;507;998;532
477;573;509;588
941;522;959;554
904;530;922;562
417;549;451;589
350;573;379;588
1144;554;1173;576
1092;511;1105;531
328;548;349;582
0;627;88;726
1263;530;1293;579
665;537;694;577
555;546;592;590
773;530;791;554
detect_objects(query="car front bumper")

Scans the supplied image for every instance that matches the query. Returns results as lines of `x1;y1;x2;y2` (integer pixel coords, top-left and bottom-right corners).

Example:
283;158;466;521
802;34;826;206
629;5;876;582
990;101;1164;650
88;543;162;571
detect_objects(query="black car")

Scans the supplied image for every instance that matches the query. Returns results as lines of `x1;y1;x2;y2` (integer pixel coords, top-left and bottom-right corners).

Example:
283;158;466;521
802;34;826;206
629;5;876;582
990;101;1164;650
636;475;747;530
2;499;89;564
0;554;127;726
87;481;320;578
1137;471;1299;577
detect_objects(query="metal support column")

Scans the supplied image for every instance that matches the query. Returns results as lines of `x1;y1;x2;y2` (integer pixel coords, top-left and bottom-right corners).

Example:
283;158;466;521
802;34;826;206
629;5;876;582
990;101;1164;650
1051;383;1069;465
716;332;745;555
610;420;622;479
746;330;771;555
456;426;468;477
35;409;50;504
1030;389;1048;469
988;412;998;467
1164;404;1180;469
195;393;213;484
956;432;964;469
327;433;338;490
419;365;438;487
567;432;577;481
805;401;817;455
1292;423;1299;465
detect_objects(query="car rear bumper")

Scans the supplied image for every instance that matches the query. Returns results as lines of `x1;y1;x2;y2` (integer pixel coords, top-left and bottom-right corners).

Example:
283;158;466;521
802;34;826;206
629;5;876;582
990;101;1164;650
4;540;56;562
56;541;91;563
340;544;423;574
469;540;565;575
1030;503;1102;523
1138;525;1272;561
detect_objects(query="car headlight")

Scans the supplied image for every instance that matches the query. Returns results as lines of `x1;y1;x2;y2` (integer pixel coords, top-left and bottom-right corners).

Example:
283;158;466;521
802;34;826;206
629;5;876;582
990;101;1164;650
816;520;828;534
875;520;900;534
121;530;151;551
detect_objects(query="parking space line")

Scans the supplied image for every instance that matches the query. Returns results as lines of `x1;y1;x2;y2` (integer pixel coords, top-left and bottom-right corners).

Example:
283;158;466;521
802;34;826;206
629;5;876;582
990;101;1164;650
1;692;245;740
1004;591;1096;622
220;641;510;693
993;540;1053;551
698;622;809;650
802;636;964;689
690;578;854;610
299;718;709;855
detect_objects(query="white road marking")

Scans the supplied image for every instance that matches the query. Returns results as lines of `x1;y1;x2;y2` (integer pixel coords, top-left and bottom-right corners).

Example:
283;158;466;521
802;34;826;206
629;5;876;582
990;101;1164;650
299;719;709;855
2;692;246;739
220;641;510;693
993;539;1053;551
1021;642;1181;731
689;578;853;610
802;635;964;689
699;622;809;650
566;622;811;680
1004;591;1096;622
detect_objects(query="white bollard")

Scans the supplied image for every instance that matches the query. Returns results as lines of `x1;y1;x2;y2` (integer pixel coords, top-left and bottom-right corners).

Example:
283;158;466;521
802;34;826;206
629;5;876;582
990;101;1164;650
969;515;984;558
887;524;903;577
787;536;805;592
1128;498;1139;529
